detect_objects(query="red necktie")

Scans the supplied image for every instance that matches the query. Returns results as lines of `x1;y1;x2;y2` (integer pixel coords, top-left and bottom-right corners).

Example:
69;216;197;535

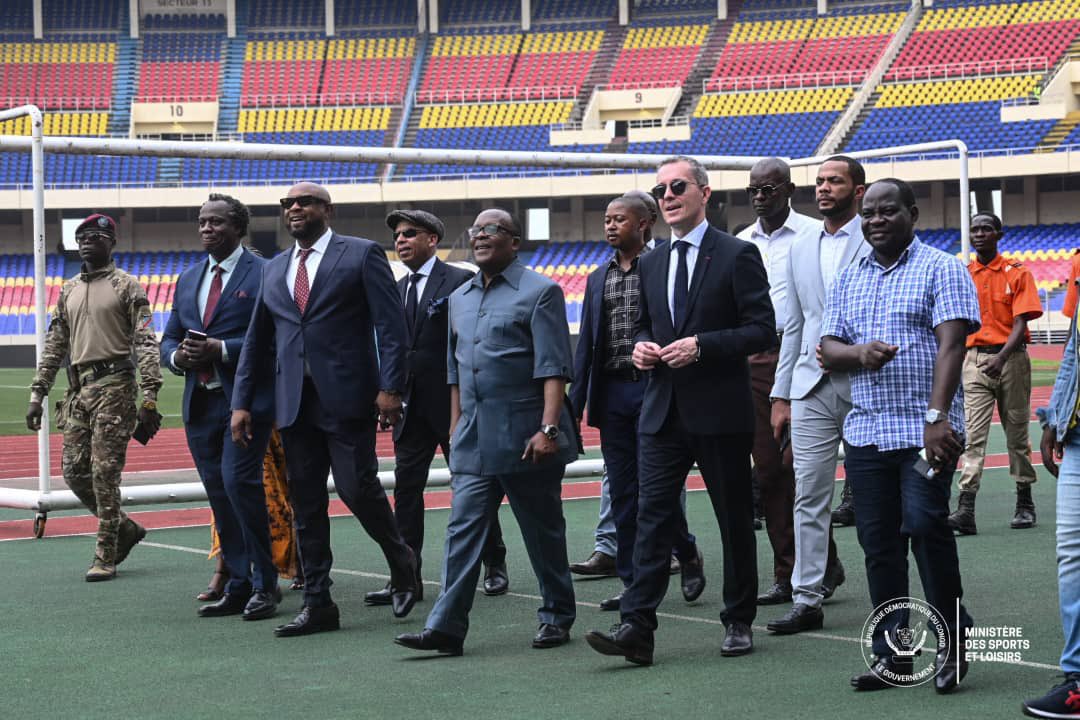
198;264;224;385
294;248;314;315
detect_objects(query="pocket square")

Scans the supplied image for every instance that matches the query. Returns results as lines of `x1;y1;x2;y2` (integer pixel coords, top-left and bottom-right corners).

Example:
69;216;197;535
234;290;249;298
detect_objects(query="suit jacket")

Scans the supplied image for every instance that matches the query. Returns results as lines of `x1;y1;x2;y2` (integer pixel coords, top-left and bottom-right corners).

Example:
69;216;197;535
772;218;870;402
160;248;273;424
570;257;616;428
634;224;776;435
233;232;407;429
394;257;474;442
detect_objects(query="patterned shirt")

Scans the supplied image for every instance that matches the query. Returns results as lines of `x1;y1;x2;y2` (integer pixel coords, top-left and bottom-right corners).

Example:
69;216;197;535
821;237;981;451
602;246;650;371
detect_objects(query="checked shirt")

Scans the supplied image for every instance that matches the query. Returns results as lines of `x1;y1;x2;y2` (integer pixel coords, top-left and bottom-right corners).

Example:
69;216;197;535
822;237;981;451
602;245;650;372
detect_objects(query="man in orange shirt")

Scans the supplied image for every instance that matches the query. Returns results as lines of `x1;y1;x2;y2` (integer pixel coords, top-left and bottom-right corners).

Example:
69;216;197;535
949;212;1043;535
1063;251;1080;319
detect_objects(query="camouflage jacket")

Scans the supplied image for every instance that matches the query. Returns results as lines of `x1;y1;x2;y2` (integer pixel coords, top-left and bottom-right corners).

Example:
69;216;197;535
31;262;163;402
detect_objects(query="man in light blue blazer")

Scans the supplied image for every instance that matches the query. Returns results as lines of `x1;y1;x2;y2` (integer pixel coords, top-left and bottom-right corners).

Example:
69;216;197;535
161;193;279;621
767;156;868;634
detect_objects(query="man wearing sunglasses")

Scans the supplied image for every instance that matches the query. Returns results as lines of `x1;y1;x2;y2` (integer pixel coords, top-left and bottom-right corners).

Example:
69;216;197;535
586;156;776;664
395;208;578;656
735;157;820;611
232;182;417;637
364;209;510;609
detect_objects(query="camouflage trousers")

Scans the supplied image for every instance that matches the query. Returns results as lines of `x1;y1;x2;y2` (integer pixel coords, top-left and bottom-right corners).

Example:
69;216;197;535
60;373;137;564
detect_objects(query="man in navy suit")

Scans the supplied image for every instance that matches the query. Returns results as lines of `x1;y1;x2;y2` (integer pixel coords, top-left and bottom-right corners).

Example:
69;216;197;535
570;194;704;613
232;182;417;637
364;209;508;607
161;193;280;621
586;156;776;664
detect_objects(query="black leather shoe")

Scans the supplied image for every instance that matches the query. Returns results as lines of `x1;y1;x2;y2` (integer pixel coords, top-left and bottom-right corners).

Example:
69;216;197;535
483;563;509;596
599;593;622;611
681;550;706;602
851;655;913;691
934;643;969;694
669;556;681;575
570;551;616;577
721;622;753;656
274;603;340;637
394;628;464;656
198;591;250;617
757;581;793;605
767;603;824;634
533;623;570;648
822;560;846;601
364;584;393;606
585;622;654;665
242;587;282;621
391;588;416;619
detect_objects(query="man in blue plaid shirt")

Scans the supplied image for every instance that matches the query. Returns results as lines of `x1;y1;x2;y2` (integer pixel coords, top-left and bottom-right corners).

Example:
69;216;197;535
820;178;981;694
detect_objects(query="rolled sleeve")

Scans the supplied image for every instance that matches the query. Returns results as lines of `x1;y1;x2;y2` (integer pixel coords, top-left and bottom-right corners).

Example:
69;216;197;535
1011;268;1044;321
531;283;573;381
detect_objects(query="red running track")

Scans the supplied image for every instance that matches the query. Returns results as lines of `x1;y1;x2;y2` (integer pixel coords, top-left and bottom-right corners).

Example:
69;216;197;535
0;386;1054;481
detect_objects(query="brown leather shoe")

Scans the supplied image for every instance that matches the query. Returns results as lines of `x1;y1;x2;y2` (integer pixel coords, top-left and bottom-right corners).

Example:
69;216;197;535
569;551;616;577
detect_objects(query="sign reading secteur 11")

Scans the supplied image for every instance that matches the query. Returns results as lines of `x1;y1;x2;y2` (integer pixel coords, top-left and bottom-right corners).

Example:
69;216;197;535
139;0;227;16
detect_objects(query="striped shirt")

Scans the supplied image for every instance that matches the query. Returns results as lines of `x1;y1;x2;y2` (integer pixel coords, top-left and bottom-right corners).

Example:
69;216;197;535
822;237;981;450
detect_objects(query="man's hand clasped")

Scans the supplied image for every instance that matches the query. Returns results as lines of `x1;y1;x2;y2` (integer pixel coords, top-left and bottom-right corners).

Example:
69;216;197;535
633;337;699;371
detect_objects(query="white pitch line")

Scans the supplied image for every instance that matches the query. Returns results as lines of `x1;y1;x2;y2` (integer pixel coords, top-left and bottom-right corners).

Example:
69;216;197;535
129;538;1058;672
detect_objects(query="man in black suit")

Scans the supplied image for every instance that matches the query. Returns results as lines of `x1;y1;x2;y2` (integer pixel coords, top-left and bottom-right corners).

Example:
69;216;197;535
586;155;776;665
364;209;509;608
232;182;417;637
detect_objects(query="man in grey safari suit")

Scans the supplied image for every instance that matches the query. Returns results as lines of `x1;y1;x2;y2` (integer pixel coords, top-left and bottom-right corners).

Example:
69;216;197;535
394;208;578;656
767;156;868;634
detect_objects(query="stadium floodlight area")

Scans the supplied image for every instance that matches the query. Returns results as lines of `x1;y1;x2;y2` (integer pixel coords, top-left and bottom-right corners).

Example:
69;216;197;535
0;105;970;537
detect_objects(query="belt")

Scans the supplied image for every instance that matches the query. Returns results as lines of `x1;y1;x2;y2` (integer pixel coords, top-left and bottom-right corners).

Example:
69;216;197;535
776;330;784;344
974;343;1023;354
603;367;643;383
193;384;224;393
74;358;134;384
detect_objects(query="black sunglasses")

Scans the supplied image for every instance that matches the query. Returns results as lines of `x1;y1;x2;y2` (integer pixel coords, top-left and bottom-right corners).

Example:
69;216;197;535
393;228;424;239
746;184;781;197
467;223;512;238
279;195;325;209
650;179;700;200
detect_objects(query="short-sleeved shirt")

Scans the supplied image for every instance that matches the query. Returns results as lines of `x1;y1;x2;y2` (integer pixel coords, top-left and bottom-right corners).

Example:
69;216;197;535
1063;252;1080;319
965;254;1042;347
822;237;981;451
447;260;577;475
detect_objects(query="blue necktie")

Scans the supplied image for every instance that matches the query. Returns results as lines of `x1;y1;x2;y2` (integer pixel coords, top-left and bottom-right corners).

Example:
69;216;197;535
673;240;689;329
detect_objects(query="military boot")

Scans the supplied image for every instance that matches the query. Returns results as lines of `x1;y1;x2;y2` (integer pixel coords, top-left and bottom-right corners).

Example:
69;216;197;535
85;557;116;582
948;491;977;535
116;518;147;564
1011;484;1037;529
831;478;855;527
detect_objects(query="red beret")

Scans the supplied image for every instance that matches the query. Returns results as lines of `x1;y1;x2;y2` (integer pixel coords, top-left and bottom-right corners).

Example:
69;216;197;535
75;213;117;236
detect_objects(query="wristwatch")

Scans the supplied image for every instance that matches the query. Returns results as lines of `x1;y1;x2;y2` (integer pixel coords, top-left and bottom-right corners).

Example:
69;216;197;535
925;408;946;424
141;399;157;412
541;424;559;440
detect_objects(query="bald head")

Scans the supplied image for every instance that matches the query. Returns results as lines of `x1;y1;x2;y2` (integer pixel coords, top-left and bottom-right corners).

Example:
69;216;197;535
748;157;794;229
282;181;333;245
288;181;331;203
749;157;791;184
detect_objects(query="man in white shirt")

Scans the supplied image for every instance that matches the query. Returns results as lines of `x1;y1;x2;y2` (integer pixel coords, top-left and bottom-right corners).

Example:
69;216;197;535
736;158;820;607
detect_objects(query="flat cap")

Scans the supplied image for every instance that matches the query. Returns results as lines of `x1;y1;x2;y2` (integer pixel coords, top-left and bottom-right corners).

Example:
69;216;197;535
386;209;445;242
75;213;117;236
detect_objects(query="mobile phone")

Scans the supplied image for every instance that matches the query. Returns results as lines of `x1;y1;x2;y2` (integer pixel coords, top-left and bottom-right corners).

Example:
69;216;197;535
187;329;207;341
915;449;938;479
779;425;791;453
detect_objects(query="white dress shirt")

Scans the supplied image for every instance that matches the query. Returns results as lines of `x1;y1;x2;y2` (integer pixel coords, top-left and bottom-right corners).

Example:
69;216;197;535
667;218;708;325
819;214;862;293
170;243;244;379
738;209;819;332
405;254;438;307
286;227;333;298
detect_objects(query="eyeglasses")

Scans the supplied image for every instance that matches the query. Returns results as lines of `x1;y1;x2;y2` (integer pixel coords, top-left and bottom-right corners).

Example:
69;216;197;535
746;184;781;197
393;228;424;239
467;223;512;238
650;179;700;200
279;195;324;209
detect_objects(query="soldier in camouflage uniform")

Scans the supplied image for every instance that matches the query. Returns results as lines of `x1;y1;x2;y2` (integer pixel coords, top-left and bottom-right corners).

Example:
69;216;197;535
26;214;163;581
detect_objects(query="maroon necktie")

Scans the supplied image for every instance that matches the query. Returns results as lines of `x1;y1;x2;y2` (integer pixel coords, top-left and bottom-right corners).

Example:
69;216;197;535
294;248;314;315
198;264;224;385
